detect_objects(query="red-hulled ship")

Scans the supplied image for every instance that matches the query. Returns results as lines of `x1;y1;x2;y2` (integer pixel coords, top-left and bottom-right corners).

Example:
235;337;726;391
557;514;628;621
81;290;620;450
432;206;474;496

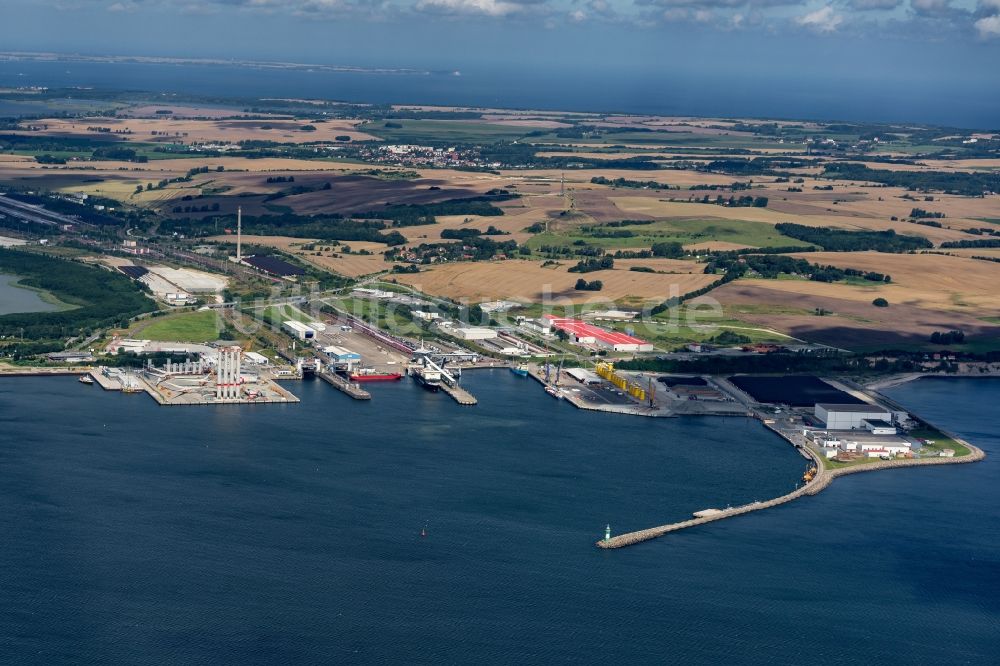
348;368;403;382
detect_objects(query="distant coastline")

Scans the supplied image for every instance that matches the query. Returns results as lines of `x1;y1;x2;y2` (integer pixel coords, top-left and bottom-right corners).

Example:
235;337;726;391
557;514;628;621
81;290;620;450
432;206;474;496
0;51;434;76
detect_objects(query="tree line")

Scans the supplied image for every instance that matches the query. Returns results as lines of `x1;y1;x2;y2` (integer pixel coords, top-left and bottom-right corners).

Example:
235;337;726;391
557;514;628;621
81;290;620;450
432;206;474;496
774;223;932;252
0;249;156;343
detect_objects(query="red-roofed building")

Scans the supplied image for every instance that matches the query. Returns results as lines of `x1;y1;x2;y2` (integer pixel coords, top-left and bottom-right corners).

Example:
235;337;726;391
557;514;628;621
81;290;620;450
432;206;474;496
543;315;653;353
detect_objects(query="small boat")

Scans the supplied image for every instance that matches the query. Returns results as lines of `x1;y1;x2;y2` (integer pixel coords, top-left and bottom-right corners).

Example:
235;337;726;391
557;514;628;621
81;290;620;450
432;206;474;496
510;362;529;377
545;386;562;399
78;375;94;385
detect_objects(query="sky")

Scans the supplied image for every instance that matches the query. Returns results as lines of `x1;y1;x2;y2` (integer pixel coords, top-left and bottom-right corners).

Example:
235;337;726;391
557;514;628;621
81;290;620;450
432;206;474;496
1;0;998;125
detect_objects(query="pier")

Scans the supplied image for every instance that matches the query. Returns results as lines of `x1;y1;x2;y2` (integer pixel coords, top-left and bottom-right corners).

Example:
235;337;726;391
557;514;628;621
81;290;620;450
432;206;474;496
440;381;477;406
597;420;985;550
319;371;371;400
407;356;479;406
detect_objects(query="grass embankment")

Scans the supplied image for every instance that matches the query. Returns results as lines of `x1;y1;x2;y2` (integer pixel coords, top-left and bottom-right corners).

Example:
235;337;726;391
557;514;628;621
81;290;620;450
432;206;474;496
822;456;882;470
907;426;971;457
138;310;224;343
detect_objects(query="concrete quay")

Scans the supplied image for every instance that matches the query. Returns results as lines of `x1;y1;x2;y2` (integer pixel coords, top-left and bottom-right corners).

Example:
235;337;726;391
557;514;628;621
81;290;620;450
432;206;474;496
319;371;371;400
441;381;477;405
0;365;88;377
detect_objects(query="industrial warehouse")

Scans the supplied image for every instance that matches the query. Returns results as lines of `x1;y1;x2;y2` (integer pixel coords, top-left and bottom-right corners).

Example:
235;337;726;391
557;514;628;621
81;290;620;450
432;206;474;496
541;315;653;353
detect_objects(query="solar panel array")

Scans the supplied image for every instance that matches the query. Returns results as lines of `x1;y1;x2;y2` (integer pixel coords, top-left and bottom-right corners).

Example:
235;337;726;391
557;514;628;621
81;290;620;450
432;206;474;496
118;265;150;280
728;375;863;407
243;255;306;276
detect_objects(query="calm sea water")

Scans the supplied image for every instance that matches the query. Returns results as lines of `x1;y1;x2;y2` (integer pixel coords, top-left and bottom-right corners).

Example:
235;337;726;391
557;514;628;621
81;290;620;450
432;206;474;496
0;60;997;129
0;273;63;315
0;372;996;664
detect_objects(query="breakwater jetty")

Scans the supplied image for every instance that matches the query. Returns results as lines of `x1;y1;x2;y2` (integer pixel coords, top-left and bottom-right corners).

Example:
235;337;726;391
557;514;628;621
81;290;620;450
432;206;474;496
597;425;985;550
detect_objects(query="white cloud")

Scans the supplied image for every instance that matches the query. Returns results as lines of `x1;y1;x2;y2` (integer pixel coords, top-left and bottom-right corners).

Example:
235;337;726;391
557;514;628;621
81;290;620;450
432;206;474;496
975;13;1000;36
414;0;535;16
795;5;843;31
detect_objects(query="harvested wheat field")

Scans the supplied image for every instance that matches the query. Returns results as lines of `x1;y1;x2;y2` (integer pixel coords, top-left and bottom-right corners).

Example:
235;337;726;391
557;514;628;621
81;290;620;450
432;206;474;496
394;259;716;304
205;235;388;277
399;195;566;244
295;246;388;277
940;248;1000;259
788;251;1000;315
702;281;1000;350
207;234;310;251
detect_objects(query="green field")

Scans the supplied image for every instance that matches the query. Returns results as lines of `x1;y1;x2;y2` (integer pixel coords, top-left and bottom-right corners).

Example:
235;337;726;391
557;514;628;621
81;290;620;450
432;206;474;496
526;218;800;252
613;315;791;350
361;119;532;144
531;131;791;151
262;304;313;325
823;455;883;470
328;296;422;336
908;426;970;457
138;310;223;342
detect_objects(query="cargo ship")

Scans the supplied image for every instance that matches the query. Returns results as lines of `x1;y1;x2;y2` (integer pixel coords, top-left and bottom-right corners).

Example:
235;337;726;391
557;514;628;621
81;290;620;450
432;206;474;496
348;368;403;382
510;362;529;377
412;365;442;392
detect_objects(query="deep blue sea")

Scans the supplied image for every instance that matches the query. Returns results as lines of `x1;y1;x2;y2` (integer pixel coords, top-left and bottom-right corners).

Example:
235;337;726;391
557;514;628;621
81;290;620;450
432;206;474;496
0;60;997;129
0;372;996;664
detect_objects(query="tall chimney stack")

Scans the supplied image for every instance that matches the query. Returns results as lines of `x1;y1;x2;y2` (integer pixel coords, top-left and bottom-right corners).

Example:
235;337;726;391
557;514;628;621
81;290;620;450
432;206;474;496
236;206;242;263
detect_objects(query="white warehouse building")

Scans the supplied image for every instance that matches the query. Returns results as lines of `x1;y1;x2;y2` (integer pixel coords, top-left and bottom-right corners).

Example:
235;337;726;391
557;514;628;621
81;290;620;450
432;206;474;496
283;320;316;341
815;403;892;430
452;327;499;341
